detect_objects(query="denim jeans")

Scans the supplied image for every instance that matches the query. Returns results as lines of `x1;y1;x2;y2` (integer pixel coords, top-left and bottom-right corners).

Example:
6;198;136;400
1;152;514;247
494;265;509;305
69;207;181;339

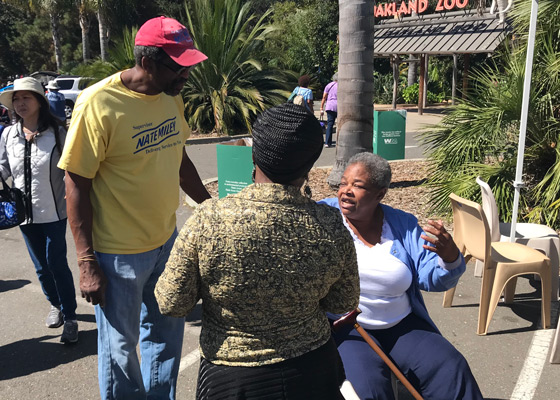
20;219;77;321
94;230;184;400
325;110;337;146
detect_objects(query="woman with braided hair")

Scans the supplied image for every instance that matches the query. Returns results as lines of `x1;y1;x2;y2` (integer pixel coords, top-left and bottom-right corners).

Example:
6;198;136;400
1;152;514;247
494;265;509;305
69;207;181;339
155;103;360;399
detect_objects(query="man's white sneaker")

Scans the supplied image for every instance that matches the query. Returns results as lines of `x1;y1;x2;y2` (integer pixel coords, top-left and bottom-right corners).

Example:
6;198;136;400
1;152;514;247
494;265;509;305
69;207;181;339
45;305;63;328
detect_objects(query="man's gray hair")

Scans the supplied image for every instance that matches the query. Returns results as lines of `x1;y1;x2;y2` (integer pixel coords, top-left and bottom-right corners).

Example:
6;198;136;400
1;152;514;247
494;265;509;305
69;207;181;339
134;45;166;66
347;152;392;189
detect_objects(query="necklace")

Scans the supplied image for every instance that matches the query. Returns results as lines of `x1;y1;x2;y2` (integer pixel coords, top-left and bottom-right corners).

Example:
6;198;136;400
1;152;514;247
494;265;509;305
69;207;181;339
23;127;39;142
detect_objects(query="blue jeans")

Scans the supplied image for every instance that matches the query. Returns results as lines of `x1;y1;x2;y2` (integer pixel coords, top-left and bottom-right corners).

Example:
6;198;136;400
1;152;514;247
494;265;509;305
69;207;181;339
94;231;185;400
325;110;337;146
20;219;77;321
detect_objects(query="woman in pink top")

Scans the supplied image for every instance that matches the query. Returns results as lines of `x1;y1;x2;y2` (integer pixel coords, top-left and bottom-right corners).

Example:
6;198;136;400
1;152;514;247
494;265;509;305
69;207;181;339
320;73;338;147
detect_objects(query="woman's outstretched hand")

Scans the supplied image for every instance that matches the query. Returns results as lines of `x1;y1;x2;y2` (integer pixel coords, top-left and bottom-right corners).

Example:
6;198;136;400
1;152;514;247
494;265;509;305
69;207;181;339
421;219;460;263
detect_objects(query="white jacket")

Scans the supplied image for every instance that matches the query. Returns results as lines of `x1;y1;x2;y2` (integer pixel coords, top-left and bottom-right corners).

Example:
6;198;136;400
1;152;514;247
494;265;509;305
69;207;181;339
0;123;66;224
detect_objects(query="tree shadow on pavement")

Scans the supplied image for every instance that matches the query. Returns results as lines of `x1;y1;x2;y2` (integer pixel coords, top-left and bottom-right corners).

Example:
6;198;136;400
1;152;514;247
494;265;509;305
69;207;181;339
0;279;31;293
389;179;426;189
0;327;97;380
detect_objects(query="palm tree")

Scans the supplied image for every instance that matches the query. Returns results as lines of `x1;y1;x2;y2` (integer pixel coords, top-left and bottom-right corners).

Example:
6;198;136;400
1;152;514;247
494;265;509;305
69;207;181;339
3;0;68;71
327;0;375;186
72;25;137;78
92;0;136;62
96;1;108;61
182;0;293;135
419;0;560;229
76;0;94;61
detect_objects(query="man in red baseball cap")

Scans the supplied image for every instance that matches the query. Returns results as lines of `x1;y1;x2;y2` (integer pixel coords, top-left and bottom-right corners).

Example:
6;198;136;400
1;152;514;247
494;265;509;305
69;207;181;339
58;16;211;400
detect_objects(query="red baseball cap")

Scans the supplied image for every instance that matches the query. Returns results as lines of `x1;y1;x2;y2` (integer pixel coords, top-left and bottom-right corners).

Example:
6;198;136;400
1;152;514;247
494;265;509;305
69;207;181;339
135;16;208;67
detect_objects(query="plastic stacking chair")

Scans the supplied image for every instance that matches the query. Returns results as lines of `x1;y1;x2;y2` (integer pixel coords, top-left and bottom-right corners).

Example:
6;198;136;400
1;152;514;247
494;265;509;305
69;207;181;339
476;177;560;301
551;320;560;363
443;193;551;335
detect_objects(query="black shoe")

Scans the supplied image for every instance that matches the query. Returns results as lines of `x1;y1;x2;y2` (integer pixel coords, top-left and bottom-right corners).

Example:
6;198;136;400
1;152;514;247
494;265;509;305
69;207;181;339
60;320;78;343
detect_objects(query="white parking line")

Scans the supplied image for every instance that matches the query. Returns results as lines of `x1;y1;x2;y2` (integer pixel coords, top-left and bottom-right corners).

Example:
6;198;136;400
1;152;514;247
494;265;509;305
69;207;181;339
179;348;200;373
510;328;554;400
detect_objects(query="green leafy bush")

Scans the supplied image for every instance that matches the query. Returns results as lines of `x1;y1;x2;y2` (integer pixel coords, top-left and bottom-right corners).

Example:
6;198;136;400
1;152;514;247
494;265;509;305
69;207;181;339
402;83;445;104
373;72;398;104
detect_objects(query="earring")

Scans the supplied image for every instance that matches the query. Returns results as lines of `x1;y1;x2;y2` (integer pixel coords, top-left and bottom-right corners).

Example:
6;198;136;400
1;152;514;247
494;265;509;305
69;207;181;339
251;166;256;183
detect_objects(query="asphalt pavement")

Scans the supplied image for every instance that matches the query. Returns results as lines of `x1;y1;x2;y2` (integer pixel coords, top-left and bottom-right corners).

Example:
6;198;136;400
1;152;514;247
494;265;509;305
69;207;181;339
1;107;559;399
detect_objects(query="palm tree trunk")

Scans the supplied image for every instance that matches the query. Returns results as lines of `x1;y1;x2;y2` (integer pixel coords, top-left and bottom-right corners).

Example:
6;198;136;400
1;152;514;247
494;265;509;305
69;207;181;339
407;55;417;86
97;9;108;62
49;11;63;71
79;3;91;61
392;55;400;109
327;0;375;186
407;10;418;86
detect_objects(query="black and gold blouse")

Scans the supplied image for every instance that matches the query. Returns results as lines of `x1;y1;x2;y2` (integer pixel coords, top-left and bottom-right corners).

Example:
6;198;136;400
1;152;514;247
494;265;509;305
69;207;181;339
155;183;359;366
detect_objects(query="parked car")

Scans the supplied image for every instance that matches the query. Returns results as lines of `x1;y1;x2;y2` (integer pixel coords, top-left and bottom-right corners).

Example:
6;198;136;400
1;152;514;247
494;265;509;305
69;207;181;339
30;70;59;87
51;75;95;119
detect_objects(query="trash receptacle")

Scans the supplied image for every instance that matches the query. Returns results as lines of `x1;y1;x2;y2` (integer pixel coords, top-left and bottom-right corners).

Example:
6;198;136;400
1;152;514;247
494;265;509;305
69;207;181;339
216;138;253;198
373;110;406;160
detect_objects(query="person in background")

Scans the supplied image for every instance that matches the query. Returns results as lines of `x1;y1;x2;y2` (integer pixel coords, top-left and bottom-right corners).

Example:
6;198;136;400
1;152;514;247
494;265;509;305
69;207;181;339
320;72;338;148
155;103;360;400
289;74;314;113
0;77;77;343
57;16;211;400
320;152;483;400
45;80;66;124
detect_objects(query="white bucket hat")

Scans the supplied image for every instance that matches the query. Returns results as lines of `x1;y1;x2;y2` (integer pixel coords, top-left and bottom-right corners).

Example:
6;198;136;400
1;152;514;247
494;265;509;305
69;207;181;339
45;80;61;90
0;77;47;110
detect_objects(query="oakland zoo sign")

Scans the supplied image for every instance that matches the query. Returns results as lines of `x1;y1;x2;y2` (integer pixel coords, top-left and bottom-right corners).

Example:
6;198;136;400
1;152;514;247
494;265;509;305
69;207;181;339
374;0;470;17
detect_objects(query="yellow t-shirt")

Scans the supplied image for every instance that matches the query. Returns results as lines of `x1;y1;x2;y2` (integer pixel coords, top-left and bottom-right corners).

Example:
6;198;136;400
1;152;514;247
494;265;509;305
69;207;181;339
58;72;190;254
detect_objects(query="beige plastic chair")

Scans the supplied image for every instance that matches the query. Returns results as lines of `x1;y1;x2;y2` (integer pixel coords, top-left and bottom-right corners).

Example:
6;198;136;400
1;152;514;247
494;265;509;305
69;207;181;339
443;193;551;335
551;322;560;364
475;177;560;301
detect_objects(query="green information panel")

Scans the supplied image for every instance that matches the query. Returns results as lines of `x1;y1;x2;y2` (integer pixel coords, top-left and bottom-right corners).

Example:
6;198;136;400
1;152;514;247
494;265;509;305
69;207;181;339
216;144;253;198
373;110;406;160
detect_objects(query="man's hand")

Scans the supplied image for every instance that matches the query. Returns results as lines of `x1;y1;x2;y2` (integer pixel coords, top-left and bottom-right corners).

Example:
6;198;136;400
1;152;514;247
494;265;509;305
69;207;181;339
78;259;107;307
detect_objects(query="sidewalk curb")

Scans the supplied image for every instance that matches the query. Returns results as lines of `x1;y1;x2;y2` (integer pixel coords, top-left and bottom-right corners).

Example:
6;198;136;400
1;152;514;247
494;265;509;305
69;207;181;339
186;134;249;146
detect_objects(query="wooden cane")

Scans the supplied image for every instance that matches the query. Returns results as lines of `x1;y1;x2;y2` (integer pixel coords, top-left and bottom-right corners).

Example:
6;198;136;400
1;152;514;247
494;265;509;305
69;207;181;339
333;309;424;400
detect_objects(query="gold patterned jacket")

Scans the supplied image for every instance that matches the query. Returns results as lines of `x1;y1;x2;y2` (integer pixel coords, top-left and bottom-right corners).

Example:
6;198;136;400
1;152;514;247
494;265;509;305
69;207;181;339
155;183;359;366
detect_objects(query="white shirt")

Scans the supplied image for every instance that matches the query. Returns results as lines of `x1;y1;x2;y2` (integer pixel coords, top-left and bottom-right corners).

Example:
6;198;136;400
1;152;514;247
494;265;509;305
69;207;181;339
342;216;413;329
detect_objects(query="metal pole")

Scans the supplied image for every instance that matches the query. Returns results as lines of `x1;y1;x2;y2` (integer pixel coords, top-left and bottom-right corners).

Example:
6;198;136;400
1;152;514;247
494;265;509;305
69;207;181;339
510;0;539;241
452;54;458;105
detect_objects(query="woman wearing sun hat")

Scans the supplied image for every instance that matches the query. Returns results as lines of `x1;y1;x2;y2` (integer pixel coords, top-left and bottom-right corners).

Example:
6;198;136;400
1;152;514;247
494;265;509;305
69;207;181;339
0;77;78;343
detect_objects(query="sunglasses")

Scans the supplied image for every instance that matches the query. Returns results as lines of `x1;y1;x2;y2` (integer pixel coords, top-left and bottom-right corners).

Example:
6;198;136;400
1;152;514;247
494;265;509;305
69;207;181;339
159;60;194;76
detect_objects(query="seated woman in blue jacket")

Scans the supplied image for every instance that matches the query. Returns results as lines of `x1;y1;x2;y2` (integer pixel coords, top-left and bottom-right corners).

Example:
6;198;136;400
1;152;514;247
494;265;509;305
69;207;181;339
320;152;483;400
